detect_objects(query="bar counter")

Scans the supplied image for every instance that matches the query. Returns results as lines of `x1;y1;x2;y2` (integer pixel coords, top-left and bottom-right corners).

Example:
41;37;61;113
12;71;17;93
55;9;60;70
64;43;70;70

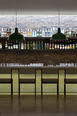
0;63;76;96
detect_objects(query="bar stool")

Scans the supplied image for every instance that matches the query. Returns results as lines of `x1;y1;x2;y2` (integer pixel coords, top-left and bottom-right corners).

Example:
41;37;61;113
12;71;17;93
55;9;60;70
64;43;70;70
0;69;13;96
41;69;59;96
64;69;77;96
19;69;36;96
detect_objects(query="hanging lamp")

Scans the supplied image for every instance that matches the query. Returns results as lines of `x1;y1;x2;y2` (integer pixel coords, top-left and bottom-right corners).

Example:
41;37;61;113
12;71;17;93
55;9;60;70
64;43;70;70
8;10;24;40
52;11;67;40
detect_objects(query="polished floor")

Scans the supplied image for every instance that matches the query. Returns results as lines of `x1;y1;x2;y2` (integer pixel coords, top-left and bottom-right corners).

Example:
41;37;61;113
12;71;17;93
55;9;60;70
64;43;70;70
0;95;77;116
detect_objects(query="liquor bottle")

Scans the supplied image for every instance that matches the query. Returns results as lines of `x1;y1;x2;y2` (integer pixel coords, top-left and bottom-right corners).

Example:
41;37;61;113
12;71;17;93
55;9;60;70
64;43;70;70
30;41;33;49
47;28;50;37
73;40;75;49
27;41;29;49
30;29;32;37
27;29;30;37
37;29;40;37
21;41;24;49
67;41;70;49
35;41;38;49
13;41;16;49
33;41;36;49
75;40;77;49
35;30;37;37
5;41;8;49
54;40;57;49
41;41;43;49
69;40;72;49
50;28;52;37
46;42;49;49
42;29;45;37
39;29;42;37
24;41;26;49
56;41;59;49
10;42;13;49
65;41;67;49
49;40;51;49
44;42;47;49
16;41;18;49
32;29;35;37
0;43;2;49
39;41;41;49
52;41;54;49
45;29;47;37
18;41;21;49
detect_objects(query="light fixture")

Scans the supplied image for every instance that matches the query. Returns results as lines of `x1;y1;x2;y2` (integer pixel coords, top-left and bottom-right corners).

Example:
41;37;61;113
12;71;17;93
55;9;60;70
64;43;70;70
8;10;24;40
52;11;67;40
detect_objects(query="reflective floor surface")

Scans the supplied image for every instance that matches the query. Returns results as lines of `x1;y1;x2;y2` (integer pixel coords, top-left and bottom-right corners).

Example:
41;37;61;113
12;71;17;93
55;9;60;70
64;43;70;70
0;95;77;116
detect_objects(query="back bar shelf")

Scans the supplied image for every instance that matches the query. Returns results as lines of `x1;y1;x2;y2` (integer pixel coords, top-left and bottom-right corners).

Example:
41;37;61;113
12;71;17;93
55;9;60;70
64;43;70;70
0;37;77;50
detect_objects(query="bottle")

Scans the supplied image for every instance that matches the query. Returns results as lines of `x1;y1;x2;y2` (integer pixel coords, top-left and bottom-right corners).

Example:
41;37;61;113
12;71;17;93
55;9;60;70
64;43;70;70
39;29;42;37
37;29;40;37
49;40;51;49
21;41;24;49
69;40;72;49
24;41;26;49
13;41;16;49
52;41;54;49
42;29;45;37
46;42;49;49
45;29;47;37
35;30;37;37
32;29;35;37
30;41;33;49
56;41;59;49
27;29;30;37
73;40;75;49
30;29;32;37
35;41;38;50
10;42;13;49
39;41;41;49
0;43;2;49
5;41;8;49
33;41;35;49
75;40;77;49
41;41;43;49
16;41;18;49
47;28;50;37
44;42;47;49
27;41;29;49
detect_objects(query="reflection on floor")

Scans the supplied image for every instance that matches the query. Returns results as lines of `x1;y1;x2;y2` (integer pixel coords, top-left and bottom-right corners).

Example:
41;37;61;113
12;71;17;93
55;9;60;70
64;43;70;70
0;95;77;116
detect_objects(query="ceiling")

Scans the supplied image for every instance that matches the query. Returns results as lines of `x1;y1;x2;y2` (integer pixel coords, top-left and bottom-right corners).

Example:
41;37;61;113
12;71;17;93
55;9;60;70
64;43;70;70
0;0;77;15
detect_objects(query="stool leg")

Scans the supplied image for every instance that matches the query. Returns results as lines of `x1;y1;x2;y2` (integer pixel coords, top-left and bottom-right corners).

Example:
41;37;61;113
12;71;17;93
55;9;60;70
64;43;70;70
64;82;66;96
35;83;36;97
11;81;13;97
19;81;20;97
57;83;59;96
41;82;43;97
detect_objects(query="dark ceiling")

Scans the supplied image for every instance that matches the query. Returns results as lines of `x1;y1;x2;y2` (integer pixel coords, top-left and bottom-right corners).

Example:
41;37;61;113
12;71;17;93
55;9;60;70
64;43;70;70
0;0;77;14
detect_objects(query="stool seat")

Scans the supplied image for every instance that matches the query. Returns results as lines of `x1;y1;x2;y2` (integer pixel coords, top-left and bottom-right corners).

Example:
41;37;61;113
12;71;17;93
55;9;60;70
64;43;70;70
64;79;77;83
19;79;35;83
0;78;13;83
42;79;58;83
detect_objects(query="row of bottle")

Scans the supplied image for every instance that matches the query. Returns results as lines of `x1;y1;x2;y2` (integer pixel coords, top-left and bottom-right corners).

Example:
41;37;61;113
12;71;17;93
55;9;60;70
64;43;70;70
5;41;50;50
0;40;77;50
1;27;77;38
